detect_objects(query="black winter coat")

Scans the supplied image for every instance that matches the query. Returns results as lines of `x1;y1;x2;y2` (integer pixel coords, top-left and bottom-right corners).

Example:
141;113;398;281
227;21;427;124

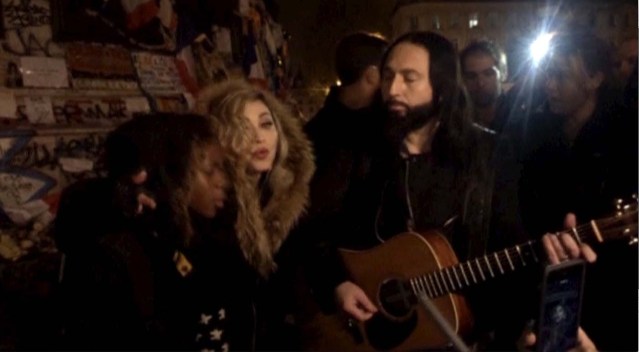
55;178;288;351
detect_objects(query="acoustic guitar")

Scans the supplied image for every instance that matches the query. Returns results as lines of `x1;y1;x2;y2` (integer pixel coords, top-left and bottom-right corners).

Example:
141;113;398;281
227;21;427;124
331;198;638;351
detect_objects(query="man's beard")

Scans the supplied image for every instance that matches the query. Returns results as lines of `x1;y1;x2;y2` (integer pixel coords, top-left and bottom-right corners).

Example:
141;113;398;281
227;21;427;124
384;101;439;145
470;90;499;108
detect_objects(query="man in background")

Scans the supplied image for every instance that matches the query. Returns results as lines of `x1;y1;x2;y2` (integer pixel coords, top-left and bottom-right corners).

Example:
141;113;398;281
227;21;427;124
460;40;508;131
305;31;388;189
519;30;638;351
301;31;388;310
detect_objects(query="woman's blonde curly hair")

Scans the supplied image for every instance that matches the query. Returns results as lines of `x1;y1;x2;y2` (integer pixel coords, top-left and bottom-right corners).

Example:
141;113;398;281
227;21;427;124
196;80;289;181
195;80;298;276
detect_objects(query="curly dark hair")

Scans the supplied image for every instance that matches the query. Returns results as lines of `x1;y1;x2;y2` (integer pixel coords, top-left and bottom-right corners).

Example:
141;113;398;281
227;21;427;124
103;113;218;246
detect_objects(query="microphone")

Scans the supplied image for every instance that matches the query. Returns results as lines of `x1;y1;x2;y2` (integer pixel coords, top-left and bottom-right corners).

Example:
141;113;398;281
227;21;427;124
416;292;471;352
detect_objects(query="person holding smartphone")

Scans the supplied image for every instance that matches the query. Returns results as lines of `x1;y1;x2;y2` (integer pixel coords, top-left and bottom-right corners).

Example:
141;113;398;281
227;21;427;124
516;214;599;352
518;29;637;351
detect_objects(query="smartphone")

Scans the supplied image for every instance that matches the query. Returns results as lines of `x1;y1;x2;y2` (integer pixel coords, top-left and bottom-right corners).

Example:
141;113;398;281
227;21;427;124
536;259;586;352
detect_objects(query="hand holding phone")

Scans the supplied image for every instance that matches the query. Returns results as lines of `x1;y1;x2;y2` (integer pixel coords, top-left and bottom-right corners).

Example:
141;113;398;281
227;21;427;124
536;259;586;352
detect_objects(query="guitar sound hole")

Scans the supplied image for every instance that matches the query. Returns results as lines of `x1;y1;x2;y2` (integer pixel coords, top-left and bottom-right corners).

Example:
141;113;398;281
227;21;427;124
379;278;415;319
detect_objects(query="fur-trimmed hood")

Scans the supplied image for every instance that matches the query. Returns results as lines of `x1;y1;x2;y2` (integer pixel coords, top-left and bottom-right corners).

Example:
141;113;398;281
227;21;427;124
196;80;315;277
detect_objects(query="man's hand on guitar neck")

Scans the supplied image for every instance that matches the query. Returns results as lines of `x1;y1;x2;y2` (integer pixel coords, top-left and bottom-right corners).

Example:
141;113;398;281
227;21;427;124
335;281;378;321
541;213;597;265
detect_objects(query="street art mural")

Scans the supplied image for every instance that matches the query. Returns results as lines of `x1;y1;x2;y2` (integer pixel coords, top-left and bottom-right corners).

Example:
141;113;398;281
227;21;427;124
0;128;108;225
0;94;150;232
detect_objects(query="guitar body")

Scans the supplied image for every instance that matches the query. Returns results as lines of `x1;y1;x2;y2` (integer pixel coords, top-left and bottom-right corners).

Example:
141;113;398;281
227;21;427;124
338;231;473;351
293;261;377;352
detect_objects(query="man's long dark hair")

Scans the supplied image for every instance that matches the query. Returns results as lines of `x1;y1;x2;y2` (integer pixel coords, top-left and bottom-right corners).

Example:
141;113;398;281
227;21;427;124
380;31;485;176
546;30;622;114
380;31;496;257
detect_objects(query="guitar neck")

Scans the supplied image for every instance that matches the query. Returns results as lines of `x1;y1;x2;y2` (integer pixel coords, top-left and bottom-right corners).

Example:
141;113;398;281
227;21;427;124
408;218;615;298
408;240;542;298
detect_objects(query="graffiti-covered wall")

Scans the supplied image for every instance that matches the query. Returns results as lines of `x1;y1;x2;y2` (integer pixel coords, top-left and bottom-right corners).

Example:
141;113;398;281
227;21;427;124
0;93;149;260
1;128;105;213
0;94;149;217
0;1;293;350
0;0;293;265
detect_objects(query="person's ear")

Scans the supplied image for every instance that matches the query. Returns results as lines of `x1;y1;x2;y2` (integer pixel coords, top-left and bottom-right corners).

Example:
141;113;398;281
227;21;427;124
364;65;381;86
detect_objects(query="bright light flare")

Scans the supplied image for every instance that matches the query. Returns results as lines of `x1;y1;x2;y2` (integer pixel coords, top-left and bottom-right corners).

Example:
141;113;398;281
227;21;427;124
530;32;554;67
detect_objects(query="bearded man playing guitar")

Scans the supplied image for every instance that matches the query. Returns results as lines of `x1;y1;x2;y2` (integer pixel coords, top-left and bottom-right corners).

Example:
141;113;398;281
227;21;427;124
303;31;626;351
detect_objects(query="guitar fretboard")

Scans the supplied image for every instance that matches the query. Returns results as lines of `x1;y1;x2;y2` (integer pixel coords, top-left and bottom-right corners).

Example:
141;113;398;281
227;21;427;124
408;241;540;298
406;202;636;299
408;212;637;298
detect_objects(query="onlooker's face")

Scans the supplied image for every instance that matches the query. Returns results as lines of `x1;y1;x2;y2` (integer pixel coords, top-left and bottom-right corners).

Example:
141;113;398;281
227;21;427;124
617;39;638;81
381;42;434;117
462;52;502;107
189;143;227;218
244;99;279;173
544;54;595;117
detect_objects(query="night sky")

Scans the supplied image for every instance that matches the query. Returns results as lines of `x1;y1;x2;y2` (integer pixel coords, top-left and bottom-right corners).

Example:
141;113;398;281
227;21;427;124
276;0;394;88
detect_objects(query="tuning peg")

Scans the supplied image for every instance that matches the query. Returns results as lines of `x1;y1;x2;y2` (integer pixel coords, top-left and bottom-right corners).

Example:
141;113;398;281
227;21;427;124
629;237;638;246
615;197;638;211
615;206;633;216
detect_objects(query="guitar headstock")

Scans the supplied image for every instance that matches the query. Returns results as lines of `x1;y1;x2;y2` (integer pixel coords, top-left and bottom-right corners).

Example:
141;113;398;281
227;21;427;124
616;195;638;244
594;195;638;244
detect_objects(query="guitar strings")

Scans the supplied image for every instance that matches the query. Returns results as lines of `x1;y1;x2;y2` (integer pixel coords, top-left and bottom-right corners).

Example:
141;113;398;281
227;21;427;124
409;212;636;296
409;208;637;296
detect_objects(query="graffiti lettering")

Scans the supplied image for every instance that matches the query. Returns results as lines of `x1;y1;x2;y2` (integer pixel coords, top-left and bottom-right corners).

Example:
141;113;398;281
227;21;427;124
1;0;60;56
51;104;82;124
83;102;127;121
54;134;105;161
9;140;51;169
3;0;50;28
2;27;55;56
52;100;128;124
15;99;131;125
10;134;105;171
0;173;37;206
